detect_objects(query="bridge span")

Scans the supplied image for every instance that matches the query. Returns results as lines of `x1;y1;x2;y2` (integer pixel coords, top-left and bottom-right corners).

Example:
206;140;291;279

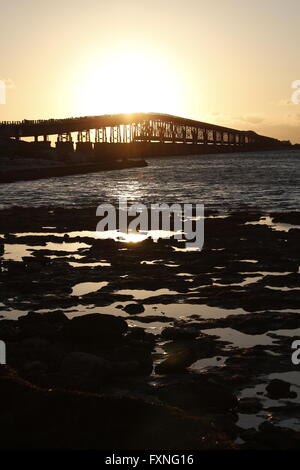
0;112;287;159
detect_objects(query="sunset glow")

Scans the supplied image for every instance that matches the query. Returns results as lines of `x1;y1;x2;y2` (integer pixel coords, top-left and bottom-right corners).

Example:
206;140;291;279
1;0;300;142
72;47;183;116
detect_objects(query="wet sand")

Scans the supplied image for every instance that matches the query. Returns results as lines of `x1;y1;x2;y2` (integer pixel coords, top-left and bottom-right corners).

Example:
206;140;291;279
0;208;300;449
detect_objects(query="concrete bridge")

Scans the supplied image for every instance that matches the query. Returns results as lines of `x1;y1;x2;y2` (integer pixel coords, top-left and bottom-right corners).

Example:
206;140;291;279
0;112;287;159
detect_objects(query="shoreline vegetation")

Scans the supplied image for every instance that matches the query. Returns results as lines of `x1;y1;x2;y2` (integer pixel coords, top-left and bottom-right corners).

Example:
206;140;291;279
0;207;300;449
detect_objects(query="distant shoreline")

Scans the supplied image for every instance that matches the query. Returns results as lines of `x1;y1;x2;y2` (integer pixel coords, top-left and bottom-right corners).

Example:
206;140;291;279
0;159;147;184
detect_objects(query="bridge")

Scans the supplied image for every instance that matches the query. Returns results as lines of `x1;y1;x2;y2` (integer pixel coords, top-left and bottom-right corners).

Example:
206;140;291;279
0;112;287;159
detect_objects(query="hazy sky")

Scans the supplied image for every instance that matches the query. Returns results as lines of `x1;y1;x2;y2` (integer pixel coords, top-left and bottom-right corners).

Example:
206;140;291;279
1;0;300;141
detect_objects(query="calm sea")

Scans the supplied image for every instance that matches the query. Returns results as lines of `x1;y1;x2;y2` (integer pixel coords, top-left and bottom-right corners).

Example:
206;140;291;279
1;150;299;211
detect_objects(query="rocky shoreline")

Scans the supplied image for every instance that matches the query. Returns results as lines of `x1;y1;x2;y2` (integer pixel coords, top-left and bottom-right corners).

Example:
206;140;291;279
0;208;300;449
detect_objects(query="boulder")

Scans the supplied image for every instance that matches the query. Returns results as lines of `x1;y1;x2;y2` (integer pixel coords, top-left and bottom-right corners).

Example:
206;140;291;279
124;304;145;315
17;312;58;339
61;352;113;382
62;313;127;346
156;347;196;374
266;379;296;399
156;376;238;413
161;326;199;341
237;397;263;414
114;345;153;375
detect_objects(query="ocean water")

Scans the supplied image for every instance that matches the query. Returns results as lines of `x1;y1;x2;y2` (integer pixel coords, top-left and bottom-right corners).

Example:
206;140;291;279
0;150;299;211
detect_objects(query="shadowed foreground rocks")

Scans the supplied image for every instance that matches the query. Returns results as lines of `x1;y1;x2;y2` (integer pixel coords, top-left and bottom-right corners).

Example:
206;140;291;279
0;367;234;450
1;208;300;449
0;312;240;449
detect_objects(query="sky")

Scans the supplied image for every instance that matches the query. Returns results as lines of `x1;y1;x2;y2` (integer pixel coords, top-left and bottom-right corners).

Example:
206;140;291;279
0;0;300;142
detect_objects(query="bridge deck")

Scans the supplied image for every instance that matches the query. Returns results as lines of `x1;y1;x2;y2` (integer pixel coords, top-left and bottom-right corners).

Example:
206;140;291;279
0;112;277;146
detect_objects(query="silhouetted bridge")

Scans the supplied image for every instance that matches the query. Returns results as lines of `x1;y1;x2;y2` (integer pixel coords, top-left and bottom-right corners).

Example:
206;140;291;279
0;112;287;159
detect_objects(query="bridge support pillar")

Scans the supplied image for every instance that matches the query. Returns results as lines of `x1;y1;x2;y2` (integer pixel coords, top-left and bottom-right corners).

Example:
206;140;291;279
76;130;94;158
56;133;74;158
76;141;94;157
31;134;51;153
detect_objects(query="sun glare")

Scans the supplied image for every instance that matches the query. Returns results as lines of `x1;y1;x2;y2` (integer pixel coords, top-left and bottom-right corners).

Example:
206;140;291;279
72;48;182;116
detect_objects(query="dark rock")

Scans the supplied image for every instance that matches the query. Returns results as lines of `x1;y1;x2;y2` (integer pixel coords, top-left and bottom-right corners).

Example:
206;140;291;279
7;337;65;372
0;372;235;450
21;337;51;349
241;421;300;449
156;376;238;413
266;379;296;399
156;347;196;374
114;344;153;375
41;310;69;324
237;397;263;414
60;352;113;387
0;321;21;341
126;315;175;323
62;313;127;346
22;360;49;375
17;312;59;340
126;327;155;344
161;326;199;341
123;304;145;315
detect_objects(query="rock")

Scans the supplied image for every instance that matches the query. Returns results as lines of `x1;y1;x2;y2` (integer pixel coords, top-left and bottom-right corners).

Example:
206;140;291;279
126;327;155;344
60;352;113;387
114;345;153;375
7;338;65;373
62;313;127;346
161;326;199;340
237;397;263;414
0;372;234;450
156;376;238;413
242;421;300;449
17;312;58;339
112;360;142;376
22;361;48;374
41;310;69;324
0;321;21;341
123;304;145;315
266;379;296;399
127;315;175;323
21;337;50;349
156;347;196;374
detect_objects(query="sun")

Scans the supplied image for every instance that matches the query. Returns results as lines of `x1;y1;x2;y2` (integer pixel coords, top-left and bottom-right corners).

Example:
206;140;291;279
72;47;182;117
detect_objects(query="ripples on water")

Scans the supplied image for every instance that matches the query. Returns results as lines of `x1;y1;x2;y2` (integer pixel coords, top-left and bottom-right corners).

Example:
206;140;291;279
0;150;299;210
